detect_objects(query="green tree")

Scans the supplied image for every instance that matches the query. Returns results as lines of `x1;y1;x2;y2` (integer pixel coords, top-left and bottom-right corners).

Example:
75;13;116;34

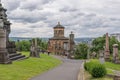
91;35;120;54
16;40;31;51
75;43;88;59
15;38;48;51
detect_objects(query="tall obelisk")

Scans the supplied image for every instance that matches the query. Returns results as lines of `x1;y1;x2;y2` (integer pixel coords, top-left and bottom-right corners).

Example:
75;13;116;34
104;33;110;61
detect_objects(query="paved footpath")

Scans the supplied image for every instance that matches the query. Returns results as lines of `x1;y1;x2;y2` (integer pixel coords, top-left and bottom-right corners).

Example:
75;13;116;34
30;56;83;80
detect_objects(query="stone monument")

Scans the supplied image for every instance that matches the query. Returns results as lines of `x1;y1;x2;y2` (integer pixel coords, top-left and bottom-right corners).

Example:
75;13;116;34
68;31;75;59
30;38;40;58
0;2;26;63
16;40;21;52
99;50;105;64
104;33;110;61
113;44;120;63
0;19;11;64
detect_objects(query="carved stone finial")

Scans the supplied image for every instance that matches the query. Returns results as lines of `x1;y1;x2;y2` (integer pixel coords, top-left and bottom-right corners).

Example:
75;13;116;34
71;31;73;34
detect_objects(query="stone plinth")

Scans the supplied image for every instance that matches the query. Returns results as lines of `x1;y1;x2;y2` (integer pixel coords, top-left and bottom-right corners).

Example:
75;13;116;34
0;29;11;64
7;41;17;53
113;44;120;63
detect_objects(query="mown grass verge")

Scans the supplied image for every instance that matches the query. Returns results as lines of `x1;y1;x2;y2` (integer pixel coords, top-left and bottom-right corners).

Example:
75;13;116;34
0;52;62;80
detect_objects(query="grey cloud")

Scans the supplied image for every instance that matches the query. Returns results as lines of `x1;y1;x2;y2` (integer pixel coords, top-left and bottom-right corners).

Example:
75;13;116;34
60;7;78;12
2;0;120;37
10;29;32;37
2;0;21;11
20;0;54;11
10;17;47;23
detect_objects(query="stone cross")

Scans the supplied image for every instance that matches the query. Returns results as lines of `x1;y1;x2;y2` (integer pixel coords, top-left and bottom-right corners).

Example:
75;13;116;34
104;33;110;61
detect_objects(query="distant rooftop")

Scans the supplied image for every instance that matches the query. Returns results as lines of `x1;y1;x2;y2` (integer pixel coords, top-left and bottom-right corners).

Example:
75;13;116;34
54;22;64;28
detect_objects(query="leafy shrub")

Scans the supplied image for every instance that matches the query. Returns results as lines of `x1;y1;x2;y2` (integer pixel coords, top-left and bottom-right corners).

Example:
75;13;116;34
91;64;107;78
84;60;107;78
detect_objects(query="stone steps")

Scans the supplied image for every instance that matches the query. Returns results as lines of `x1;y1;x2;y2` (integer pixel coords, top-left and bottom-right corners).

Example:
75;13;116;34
9;53;26;61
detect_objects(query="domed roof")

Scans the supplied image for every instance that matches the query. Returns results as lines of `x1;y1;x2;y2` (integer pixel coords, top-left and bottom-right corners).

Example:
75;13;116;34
54;22;64;28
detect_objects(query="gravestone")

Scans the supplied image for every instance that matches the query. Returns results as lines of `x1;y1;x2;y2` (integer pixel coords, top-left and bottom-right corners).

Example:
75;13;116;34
30;38;40;58
16;40;21;52
90;52;96;58
99;50;105;64
104;33;110;61
113;44;120;63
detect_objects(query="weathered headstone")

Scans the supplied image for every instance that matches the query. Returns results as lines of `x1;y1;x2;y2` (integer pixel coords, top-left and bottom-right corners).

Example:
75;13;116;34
104;33;110;61
113;44;120;63
99;50;105;64
90;52;96;58
30;38;40;58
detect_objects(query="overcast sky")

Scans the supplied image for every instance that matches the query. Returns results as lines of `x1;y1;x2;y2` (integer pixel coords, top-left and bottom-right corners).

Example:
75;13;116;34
1;0;120;38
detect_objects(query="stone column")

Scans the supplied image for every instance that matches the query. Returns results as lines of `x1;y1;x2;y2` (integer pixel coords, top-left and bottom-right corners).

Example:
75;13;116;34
0;29;11;64
113;44;119;63
104;33;110;61
35;38;40;57
68;31;75;59
69;31;74;51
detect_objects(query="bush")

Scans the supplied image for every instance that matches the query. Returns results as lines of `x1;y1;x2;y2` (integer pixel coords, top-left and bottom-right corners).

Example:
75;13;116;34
84;60;107;78
91;64;107;78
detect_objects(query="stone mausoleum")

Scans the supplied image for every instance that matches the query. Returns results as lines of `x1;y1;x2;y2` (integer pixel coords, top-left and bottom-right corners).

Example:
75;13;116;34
48;22;75;56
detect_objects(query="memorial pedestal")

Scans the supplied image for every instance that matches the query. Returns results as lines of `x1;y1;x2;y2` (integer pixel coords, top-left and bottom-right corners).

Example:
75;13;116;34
0;29;11;64
0;48;11;64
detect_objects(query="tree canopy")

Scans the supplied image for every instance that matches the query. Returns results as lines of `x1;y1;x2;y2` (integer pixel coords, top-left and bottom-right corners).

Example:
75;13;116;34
75;43;88;59
15;38;48;51
91;35;120;54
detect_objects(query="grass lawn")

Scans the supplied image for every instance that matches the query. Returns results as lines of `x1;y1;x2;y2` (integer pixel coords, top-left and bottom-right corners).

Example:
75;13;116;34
105;60;120;71
0;52;62;80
